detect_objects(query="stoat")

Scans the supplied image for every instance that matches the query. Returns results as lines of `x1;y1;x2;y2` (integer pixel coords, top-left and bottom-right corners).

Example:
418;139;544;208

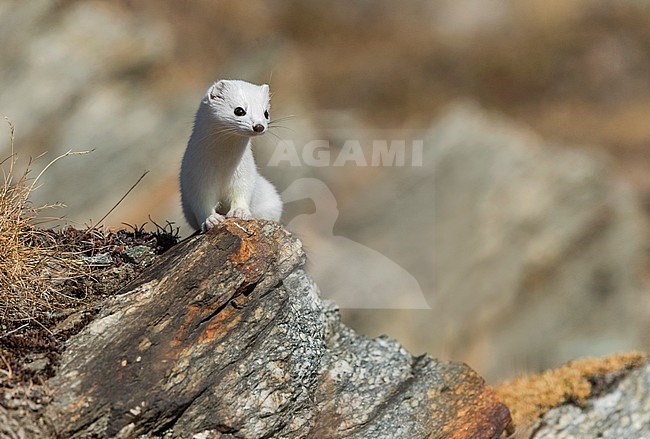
180;80;282;232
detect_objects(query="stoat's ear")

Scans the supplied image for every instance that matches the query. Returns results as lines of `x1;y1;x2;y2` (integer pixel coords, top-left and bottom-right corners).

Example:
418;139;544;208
208;81;226;101
261;84;270;96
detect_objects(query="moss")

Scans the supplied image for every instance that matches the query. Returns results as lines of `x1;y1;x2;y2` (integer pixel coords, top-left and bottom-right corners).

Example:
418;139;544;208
495;351;646;428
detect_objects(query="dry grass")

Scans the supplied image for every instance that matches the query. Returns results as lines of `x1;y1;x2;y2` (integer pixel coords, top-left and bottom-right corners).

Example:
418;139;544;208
0;119;88;325
0;119;180;395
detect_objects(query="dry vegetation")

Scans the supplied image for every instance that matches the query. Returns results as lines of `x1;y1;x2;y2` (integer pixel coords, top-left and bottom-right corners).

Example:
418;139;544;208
0;120;87;324
0;121;179;396
495;351;646;429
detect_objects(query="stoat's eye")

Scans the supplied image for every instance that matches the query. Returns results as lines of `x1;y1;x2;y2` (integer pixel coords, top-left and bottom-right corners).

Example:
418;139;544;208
264;110;269;120
234;107;246;116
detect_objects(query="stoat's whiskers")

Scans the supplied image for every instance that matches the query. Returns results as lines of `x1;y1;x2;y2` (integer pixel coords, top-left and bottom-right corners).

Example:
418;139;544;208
269;115;297;136
266;129;285;142
268;124;296;135
269;115;296;123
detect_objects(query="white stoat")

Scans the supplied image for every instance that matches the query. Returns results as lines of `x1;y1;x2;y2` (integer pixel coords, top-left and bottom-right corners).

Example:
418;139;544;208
180;79;282;232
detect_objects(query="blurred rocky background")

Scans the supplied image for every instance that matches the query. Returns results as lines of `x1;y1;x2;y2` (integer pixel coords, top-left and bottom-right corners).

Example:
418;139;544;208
0;0;648;381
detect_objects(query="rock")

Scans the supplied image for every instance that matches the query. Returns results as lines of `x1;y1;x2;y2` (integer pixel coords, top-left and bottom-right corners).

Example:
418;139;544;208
495;352;649;438
23;354;50;374
0;385;51;439
82;252;112;265
36;220;510;438
122;244;155;265
0;405;44;439
532;363;650;438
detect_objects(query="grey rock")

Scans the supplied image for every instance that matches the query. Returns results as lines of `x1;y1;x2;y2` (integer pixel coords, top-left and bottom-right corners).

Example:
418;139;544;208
0;405;44;439
82;252;112;265
122;245;154;265
532;364;650;438
40;220;509;439
23;355;50;374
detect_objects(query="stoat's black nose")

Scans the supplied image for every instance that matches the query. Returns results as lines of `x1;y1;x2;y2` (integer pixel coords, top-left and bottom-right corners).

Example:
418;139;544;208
253;124;265;133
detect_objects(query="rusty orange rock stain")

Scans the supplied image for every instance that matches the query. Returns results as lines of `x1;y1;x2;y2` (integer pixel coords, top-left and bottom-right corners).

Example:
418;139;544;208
170;304;201;347
198;320;218;344
197;302;243;344
231;237;253;264
425;373;511;438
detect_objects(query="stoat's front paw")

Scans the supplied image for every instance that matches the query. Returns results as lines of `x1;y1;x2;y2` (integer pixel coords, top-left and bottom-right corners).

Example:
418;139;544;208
201;212;225;232
226;207;252;220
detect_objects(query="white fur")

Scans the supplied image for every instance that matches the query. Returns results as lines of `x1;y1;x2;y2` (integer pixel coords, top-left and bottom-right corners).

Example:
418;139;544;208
180;80;282;231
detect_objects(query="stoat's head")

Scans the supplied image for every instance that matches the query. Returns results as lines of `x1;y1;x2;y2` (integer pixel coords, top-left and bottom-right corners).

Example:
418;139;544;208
203;79;270;137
